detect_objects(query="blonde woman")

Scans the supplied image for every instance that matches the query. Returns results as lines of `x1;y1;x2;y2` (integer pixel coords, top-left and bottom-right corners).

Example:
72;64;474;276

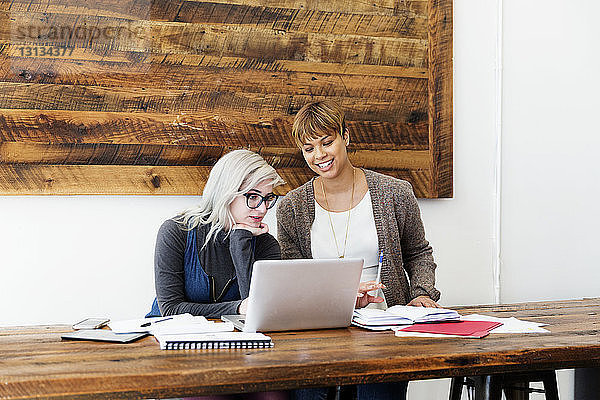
277;101;440;400
147;149;285;318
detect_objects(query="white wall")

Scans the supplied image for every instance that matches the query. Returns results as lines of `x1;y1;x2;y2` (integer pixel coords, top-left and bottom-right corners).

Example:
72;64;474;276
500;0;600;303
0;196;195;325
496;3;600;398
1;0;599;398
408;0;501;397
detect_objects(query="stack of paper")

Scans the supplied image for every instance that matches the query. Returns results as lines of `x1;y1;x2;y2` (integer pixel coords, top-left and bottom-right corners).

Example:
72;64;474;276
109;313;234;335
393;314;550;338
461;314;549;334
352;305;460;330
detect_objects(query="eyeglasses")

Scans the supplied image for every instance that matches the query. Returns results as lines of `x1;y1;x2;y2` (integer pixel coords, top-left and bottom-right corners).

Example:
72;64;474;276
243;192;278;209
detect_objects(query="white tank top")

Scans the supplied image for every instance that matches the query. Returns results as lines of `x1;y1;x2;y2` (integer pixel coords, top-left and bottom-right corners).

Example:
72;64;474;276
311;191;386;308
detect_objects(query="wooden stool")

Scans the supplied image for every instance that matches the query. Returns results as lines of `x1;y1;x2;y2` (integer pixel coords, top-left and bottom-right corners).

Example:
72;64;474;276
449;370;559;400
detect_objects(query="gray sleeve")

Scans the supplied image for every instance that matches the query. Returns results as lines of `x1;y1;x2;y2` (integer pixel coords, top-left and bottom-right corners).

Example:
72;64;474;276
276;196;305;259
154;220;242;318
255;232;281;261
228;229;280;299
395;183;441;302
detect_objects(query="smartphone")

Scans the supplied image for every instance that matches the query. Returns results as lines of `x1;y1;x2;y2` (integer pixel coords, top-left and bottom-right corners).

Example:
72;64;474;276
72;317;110;330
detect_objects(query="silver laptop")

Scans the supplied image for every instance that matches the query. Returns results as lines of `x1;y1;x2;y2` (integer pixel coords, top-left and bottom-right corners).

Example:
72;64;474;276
222;258;364;332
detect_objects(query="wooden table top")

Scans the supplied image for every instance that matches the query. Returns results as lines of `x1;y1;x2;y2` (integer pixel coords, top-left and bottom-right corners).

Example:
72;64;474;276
2;298;600;399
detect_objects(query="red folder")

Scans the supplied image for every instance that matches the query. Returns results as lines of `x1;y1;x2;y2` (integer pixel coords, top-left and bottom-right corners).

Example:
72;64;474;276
396;320;502;338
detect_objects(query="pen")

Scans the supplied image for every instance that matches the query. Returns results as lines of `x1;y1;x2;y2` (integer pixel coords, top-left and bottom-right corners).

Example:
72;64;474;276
140;317;173;328
359;252;384;299
371;251;383;296
375;251;383;286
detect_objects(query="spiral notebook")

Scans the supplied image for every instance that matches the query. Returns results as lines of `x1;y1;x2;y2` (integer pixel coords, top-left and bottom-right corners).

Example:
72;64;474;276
154;332;273;350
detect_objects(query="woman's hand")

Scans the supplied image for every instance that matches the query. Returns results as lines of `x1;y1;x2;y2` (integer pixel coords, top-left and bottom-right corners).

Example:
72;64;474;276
238;298;248;314
407;295;440;308
233;222;269;236
355;281;385;308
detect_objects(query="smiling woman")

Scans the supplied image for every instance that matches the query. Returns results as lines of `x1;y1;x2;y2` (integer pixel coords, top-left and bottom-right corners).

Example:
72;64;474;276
281;101;440;308
278;100;442;400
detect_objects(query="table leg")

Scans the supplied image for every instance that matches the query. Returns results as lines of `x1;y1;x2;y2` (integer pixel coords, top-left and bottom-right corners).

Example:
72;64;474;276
474;375;502;400
449;377;465;400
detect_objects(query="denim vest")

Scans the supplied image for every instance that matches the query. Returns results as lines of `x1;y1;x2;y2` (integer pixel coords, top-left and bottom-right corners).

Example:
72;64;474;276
146;227;243;317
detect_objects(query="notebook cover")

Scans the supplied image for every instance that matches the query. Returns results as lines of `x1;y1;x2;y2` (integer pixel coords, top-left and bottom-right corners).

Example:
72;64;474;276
61;329;149;343
397;320;502;338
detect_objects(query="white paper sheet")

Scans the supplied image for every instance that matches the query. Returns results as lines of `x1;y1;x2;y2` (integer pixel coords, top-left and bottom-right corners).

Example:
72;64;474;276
109;313;217;334
460;314;550;333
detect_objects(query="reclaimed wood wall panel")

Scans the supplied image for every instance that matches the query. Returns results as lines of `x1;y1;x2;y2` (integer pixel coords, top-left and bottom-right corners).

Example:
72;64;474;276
0;110;428;149
0;143;430;169
0;165;429;195
428;0;452;198
0;0;452;198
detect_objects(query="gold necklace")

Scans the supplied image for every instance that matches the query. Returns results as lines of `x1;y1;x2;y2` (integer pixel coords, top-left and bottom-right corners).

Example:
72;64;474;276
321;168;355;258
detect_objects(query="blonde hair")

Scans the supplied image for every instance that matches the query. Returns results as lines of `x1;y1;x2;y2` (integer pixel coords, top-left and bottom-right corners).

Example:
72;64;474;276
176;149;284;247
291;100;346;148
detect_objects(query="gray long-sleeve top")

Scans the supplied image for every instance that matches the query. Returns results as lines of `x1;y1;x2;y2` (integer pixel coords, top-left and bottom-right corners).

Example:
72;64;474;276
154;219;281;318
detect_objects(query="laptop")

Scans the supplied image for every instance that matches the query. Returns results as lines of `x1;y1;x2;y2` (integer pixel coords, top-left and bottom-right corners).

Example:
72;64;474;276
221;258;364;332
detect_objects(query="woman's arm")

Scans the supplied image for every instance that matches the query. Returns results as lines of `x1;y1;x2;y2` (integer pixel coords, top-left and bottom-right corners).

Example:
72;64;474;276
395;182;441;302
255;232;282;261
228;229;280;299
228;228;281;313
154;220;242;317
276;196;305;259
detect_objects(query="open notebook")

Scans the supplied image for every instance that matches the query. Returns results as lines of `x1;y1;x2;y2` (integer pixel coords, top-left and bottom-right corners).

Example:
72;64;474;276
352;305;460;330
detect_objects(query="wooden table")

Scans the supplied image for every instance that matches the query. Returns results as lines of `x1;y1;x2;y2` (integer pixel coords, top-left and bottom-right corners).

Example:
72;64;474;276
2;299;600;399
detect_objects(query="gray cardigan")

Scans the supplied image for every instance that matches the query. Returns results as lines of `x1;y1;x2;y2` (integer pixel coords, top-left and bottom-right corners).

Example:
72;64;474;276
276;169;440;306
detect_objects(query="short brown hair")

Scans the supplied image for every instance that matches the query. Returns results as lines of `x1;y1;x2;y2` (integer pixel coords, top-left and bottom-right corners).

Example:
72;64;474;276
291;100;346;148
